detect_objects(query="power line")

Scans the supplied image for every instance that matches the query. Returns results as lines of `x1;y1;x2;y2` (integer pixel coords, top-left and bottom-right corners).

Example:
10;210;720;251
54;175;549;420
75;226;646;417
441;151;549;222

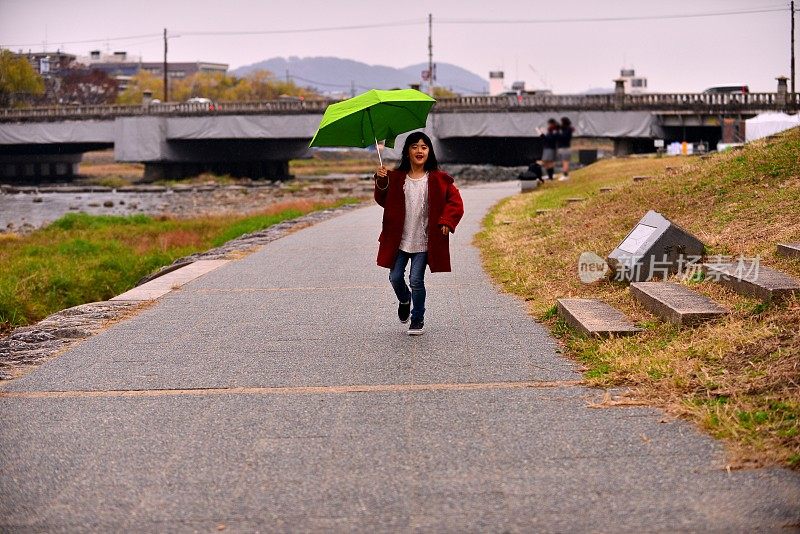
282;73;370;91
438;7;786;24
3;7;789;50
0;19;424;49
1;32;161;49
175;19;422;37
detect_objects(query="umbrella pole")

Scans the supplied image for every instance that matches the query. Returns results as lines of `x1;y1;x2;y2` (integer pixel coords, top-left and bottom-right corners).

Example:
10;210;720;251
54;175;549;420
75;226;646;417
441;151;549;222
366;107;383;167
375;137;383;167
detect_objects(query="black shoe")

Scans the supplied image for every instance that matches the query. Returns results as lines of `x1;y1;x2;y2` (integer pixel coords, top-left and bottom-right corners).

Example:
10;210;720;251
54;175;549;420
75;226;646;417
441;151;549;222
398;301;411;323
408;320;424;336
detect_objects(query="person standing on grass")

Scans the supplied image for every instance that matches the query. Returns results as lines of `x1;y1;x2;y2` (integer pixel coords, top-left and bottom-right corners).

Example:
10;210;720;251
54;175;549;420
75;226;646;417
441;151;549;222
540;118;560;180
557;116;575;181
374;131;464;336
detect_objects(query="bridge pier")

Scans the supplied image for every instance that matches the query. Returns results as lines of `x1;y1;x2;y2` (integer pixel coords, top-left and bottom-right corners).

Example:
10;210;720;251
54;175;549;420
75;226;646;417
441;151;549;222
0;154;81;183
143;160;290;182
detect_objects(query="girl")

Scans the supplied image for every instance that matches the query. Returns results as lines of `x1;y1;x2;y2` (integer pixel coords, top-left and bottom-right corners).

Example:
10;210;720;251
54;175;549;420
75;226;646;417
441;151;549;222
374;132;464;335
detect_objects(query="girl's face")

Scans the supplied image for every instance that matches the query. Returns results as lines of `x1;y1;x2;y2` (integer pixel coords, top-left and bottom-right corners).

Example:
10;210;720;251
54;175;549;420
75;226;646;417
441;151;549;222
408;140;429;166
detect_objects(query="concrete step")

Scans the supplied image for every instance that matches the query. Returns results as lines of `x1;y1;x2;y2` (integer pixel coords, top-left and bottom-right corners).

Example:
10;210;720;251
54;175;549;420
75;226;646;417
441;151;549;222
704;262;800;303
556;298;641;338
630;282;727;326
777;243;800;259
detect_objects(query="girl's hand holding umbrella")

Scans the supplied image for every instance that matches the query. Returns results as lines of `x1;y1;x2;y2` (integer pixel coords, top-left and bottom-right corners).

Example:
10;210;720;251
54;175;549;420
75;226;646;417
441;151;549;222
375;165;389;189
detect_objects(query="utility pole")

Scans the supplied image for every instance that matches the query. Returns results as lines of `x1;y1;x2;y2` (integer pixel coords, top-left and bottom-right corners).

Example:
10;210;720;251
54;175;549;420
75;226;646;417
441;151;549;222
428;13;434;95
789;0;795;93
163;28;168;102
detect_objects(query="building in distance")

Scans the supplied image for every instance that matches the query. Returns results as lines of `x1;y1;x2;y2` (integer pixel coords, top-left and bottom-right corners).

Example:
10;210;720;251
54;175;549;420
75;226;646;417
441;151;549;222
618;68;649;94
75;50;228;91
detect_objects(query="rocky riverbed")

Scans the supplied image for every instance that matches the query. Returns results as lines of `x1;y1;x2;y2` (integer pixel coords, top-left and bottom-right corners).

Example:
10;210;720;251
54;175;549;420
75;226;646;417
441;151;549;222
0;165;523;233
0;178;374;233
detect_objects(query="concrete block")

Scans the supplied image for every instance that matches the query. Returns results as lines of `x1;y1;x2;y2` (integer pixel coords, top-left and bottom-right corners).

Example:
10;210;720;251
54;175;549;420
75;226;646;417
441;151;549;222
607;210;704;282
777;243;800;259
704;262;800;303
557;298;641;337
112;260;229;301
630;282;727;326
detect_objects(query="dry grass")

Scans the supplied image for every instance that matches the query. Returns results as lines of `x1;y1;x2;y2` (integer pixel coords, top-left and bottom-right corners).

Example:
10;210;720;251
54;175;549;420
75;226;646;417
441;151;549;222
477;129;800;469
290;156;377;176
79;162;145;178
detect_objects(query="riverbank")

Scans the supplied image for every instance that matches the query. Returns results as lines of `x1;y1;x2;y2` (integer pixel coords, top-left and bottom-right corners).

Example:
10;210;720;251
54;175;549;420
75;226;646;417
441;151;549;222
476;129;800;468
0;197;361;337
1;149;524;233
0;175;375;234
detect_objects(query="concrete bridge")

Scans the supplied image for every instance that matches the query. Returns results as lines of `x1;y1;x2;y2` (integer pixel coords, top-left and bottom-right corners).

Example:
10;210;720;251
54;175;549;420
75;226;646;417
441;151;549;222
0;89;796;181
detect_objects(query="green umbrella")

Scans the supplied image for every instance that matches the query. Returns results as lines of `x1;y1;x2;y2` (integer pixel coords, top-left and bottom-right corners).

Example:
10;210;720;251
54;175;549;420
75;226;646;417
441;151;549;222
309;89;436;166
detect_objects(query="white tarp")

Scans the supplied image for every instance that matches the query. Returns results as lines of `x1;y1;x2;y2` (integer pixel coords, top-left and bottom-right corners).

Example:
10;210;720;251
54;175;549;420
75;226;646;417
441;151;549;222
166;114;323;139
745;112;800;142
430;111;663;139
0;120;115;144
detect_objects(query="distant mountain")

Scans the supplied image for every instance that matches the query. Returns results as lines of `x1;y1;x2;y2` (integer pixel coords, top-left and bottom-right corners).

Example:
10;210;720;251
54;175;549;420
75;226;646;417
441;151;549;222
232;56;488;95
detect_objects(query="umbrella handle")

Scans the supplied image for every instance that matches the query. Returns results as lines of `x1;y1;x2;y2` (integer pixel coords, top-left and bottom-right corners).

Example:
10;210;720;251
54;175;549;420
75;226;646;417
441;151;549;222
375;137;383;167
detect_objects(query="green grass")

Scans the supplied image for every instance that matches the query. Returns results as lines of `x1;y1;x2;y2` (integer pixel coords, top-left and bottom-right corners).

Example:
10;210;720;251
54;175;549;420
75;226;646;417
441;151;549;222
476;128;800;468
0;198;358;333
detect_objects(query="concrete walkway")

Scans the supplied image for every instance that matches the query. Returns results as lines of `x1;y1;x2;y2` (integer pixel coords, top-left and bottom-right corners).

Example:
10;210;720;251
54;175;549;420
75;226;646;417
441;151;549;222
1;182;798;532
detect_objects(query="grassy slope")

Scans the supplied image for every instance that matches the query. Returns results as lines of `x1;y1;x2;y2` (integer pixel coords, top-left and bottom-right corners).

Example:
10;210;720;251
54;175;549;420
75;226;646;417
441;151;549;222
0;198;357;333
477;129;800;468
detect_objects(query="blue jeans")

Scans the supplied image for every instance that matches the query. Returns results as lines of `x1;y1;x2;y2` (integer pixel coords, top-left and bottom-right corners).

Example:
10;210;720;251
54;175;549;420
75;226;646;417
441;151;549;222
389;250;427;322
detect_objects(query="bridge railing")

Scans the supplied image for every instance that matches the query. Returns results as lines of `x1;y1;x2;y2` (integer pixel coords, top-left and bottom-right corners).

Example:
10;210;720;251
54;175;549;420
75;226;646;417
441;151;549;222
0;99;333;121
433;92;788;111
0;93;794;121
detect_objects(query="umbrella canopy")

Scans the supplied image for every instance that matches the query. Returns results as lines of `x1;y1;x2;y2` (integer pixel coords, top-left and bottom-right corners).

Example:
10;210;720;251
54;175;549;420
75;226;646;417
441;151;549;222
309;89;435;149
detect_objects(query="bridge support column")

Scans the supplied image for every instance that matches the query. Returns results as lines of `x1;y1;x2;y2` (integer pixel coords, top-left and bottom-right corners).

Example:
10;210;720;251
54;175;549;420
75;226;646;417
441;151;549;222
614;78;626;109
776;76;789;109
143;160;291;182
613;138;634;156
0;154;81;183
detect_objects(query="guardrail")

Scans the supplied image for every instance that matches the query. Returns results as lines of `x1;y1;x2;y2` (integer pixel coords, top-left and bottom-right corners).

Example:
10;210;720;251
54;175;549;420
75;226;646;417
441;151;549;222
1;93;795;122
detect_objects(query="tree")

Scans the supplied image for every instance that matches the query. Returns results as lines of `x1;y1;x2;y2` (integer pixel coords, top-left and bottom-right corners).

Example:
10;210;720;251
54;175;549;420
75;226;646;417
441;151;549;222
116;71;163;104
433;86;458;99
0;50;45;107
60;69;118;105
115;68;321;104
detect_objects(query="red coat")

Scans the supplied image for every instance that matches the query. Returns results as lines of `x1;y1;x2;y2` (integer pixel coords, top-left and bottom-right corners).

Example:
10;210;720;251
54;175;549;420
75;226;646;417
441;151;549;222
374;170;464;273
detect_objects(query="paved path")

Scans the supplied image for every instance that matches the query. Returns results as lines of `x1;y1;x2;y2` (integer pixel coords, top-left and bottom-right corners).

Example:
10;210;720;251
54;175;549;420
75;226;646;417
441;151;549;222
2;182;798;532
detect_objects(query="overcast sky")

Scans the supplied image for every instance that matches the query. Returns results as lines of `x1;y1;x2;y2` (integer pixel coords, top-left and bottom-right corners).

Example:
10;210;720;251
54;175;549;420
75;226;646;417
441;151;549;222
0;0;793;93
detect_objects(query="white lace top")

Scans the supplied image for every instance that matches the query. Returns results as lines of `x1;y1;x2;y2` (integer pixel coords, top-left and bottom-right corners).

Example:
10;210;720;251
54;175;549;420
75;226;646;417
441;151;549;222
399;173;429;253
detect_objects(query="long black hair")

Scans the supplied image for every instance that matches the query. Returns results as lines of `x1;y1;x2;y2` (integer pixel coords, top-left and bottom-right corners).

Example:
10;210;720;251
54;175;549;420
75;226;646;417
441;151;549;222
396;131;439;172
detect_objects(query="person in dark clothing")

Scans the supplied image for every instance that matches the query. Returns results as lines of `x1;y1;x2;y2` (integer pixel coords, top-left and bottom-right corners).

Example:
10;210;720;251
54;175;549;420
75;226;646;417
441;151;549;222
557;116;575;180
540;118;559;180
